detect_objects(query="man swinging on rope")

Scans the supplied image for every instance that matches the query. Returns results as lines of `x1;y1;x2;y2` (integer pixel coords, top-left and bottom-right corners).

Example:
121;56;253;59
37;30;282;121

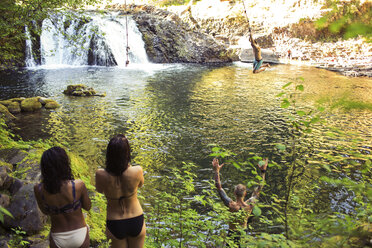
249;28;270;74
242;0;270;74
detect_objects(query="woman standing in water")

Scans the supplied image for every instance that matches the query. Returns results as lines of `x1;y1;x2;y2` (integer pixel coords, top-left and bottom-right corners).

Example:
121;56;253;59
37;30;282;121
96;134;146;248
34;147;91;248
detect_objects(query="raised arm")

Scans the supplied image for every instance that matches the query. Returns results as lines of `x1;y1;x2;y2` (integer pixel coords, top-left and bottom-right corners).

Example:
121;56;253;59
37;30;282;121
246;158;268;204
212;158;233;207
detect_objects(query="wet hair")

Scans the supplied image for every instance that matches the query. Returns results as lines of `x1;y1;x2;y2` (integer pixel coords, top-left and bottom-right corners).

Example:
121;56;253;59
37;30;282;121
234;184;247;198
105;134;131;176
40;147;73;194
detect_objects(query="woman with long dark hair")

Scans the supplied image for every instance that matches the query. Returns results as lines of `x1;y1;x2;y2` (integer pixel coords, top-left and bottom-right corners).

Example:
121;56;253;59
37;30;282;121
96;134;145;248
34;147;91;248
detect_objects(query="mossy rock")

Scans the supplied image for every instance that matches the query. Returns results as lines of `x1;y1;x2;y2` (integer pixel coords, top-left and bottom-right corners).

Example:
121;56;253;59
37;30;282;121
7;102;21;114
9;97;25;103
0;100;13;107
20;97;42;112
64;84;99;97
63;84;87;95
0;104;15;119
45;100;60;109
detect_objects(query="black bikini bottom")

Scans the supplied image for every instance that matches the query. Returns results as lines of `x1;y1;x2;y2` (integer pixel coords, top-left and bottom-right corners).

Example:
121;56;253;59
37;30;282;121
106;214;144;240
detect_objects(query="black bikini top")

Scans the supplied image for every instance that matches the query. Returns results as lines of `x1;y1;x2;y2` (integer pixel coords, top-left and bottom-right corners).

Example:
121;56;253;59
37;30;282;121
39;180;82;215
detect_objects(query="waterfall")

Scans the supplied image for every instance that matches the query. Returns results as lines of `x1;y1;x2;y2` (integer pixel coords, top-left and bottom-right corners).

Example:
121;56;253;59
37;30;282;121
27;12;149;67
25;26;36;67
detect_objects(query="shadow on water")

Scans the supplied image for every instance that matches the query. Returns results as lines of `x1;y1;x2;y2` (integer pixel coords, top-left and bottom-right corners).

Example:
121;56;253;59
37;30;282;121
0;63;371;215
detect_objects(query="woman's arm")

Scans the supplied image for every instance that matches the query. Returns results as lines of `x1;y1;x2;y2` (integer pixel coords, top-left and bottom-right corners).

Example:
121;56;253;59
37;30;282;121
79;181;91;211
212;158;233;208
95;169;105;194
138;166;144;188
33;184;48;215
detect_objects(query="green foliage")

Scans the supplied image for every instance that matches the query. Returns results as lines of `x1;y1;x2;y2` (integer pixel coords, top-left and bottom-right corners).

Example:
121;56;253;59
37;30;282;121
8;227;30;248
0;207;13;224
0;0;101;69
315;0;372;41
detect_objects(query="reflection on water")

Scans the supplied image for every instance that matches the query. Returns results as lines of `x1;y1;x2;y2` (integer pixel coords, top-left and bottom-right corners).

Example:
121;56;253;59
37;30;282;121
0;63;371;214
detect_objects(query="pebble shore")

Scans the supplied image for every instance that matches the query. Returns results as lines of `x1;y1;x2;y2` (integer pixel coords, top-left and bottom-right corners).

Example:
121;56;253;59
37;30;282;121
273;35;372;77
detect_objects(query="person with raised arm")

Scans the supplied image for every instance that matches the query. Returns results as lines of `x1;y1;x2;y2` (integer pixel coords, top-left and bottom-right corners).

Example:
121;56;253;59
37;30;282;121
212;157;268;246
249;29;271;74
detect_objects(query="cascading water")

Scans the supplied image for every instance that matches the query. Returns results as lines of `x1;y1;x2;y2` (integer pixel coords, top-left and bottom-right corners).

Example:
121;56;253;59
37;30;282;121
25;26;36;67
26;12;149;67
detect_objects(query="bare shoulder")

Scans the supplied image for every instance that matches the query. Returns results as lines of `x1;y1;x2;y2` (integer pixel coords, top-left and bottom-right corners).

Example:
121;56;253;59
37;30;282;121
73;179;86;189
96;168;107;178
128;165;143;174
229;201;240;212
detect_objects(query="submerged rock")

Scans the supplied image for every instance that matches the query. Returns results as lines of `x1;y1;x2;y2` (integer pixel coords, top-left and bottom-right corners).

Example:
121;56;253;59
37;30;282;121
20;97;42;112
63;84;105;97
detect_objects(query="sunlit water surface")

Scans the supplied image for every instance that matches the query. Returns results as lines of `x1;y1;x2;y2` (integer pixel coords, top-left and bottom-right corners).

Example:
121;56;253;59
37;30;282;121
1;63;371;221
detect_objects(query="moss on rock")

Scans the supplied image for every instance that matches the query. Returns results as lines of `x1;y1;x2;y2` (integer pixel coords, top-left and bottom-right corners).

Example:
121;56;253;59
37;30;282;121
20;97;42;112
0;100;13;107
0;104;15;120
63;85;103;97
44;101;60;109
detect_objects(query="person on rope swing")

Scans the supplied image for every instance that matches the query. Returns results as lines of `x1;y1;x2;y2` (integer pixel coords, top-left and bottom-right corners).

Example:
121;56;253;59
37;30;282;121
212;157;268;247
249;28;271;73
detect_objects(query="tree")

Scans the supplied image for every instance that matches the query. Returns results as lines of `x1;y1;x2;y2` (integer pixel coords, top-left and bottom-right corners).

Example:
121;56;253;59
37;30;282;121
0;0;101;69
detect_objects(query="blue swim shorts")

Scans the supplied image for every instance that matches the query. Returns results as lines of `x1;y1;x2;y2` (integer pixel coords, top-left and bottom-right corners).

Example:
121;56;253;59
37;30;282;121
253;59;263;71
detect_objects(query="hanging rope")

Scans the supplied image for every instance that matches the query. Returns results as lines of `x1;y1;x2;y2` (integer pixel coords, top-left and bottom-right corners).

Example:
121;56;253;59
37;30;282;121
241;0;251;34
125;0;130;67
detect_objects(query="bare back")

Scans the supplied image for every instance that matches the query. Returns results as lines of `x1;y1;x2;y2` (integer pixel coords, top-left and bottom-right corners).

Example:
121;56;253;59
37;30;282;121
33;180;91;233
95;165;144;220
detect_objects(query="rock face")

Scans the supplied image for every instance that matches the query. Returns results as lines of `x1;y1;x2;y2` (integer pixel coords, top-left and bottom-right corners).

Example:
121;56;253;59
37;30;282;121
4;184;47;234
110;5;233;63
63;84;106;97
0;149;47;234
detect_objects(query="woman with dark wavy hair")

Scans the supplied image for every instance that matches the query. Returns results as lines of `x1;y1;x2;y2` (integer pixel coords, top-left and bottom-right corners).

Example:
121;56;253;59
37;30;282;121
96;134;146;248
34;147;91;248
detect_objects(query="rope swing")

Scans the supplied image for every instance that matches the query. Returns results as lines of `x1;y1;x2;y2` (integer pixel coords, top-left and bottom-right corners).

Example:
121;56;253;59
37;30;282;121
125;0;130;67
241;0;251;34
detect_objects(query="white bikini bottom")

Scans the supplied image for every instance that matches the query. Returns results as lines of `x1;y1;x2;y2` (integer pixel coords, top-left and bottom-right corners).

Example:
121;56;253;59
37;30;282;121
51;226;87;248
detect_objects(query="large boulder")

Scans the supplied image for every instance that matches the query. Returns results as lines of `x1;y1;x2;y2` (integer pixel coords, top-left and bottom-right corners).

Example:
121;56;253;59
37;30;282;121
20;98;42;112
131;7;232;63
3;184;47;234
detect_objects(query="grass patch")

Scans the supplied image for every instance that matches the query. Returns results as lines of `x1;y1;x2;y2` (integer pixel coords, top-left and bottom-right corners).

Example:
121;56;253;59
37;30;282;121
317;96;372;111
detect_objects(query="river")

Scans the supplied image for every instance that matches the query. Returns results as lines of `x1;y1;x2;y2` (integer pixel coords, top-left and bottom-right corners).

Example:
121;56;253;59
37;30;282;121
0;63;371;218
